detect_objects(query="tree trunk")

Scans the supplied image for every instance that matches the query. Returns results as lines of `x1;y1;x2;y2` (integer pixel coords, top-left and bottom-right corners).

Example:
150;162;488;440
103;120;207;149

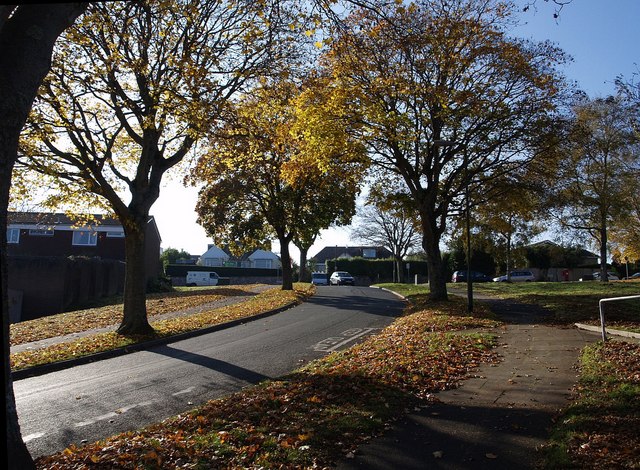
506;232;512;282
279;237;294;291
599;223;608;282
116;217;154;335
1;132;34;469
0;5;88;469
395;256;404;283
422;224;448;300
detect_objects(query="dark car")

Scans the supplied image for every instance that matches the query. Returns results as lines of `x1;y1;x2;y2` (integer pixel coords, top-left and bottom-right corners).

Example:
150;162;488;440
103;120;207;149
330;271;355;286
451;270;491;283
311;272;329;285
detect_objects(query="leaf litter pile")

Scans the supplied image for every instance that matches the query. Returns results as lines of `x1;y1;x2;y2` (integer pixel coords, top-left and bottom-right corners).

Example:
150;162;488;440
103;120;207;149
36;296;501;469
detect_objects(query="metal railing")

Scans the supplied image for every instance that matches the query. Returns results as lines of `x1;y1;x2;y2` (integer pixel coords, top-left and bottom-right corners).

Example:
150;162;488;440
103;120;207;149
599;295;640;341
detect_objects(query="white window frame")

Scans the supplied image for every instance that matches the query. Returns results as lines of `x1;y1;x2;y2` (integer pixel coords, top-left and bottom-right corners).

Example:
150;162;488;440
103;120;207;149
72;230;98;246
29;228;54;236
7;228;20;244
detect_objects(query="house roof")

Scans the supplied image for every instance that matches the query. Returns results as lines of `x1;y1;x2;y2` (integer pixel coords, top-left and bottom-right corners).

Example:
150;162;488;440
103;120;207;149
526;240;598;259
248;249;280;260
200;245;230;259
8;211;121;226
8;211;161;241
311;245;393;262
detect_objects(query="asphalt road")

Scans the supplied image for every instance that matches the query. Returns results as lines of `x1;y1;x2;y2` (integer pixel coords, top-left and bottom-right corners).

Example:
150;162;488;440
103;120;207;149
14;285;405;459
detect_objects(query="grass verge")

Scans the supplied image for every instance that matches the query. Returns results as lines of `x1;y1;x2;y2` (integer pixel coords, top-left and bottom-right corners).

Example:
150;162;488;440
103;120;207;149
469;280;640;329
542;340;640;469
34;285;501;469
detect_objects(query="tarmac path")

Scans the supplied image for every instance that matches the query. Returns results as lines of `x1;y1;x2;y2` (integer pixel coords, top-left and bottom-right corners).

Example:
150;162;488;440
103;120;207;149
338;291;604;469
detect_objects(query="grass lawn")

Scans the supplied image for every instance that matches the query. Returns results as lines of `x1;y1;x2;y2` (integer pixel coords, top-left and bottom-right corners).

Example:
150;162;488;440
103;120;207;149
468;280;640;330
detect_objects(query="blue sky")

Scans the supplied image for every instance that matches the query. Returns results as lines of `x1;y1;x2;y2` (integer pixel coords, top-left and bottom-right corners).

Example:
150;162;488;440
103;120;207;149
153;0;640;259
513;0;640;98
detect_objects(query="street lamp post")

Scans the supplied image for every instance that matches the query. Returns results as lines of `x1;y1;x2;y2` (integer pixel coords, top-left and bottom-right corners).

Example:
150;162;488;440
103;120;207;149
465;183;473;313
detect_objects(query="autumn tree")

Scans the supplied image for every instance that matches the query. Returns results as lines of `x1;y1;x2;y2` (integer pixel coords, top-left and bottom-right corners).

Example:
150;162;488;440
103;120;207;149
190;79;367;290
160;247;192;271
610;71;640;262
323;0;568;299
470;172;544;279
16;1;299;335
351;183;421;282
289;78;366;282
550;95;640;281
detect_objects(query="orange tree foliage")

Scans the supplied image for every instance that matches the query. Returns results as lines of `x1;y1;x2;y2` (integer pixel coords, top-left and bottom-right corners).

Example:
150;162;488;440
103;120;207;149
321;0;569;300
189;77;368;290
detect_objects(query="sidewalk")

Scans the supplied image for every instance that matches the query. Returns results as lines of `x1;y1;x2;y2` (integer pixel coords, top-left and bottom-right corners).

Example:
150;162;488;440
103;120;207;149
338;290;608;469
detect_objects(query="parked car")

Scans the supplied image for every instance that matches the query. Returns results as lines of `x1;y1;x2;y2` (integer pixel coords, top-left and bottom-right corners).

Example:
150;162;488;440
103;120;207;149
592;271;620;281
451;270;492;283
311;272;329;285
492;270;535;282
330;271;355;286
625;272;640;280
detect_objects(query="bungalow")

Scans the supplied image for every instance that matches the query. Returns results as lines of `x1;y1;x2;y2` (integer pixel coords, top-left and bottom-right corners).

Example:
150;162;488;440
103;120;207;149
198;244;230;267
197;245;281;270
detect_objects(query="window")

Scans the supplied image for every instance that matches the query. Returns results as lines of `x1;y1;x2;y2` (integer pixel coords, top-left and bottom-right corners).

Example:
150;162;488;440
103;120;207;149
253;259;272;269
29;228;54;236
7;228;20;244
362;248;376;258
106;231;124;238
72;230;98;246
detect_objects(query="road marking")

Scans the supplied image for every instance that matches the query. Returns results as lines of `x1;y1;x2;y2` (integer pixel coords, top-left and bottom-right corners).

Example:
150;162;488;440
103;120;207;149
313;328;380;352
172;387;195;397
23;432;45;443
75;400;155;427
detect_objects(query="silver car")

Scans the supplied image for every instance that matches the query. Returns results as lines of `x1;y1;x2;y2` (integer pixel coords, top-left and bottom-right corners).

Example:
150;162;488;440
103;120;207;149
492;270;535;282
330;271;355;286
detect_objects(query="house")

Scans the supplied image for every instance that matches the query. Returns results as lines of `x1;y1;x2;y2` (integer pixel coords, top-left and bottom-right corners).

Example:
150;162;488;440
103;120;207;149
197;245;281;270
198;244;230;267
524;240;600;281
310;245;393;272
525;240;599;267
7;211;162;320
248;249;281;269
7;211;162;275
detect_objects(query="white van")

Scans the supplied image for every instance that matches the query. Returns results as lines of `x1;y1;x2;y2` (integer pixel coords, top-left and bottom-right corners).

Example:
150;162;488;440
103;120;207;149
186;271;220;286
